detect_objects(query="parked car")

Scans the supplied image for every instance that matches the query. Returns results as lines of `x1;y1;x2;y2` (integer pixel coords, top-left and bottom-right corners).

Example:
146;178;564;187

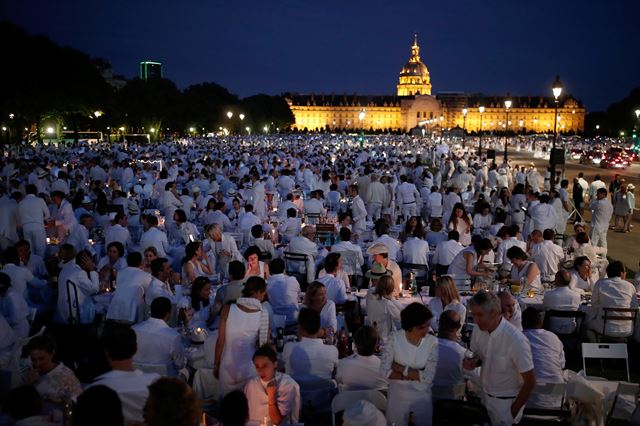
570;149;584;160
580;150;604;165
624;148;638;162
600;154;630;169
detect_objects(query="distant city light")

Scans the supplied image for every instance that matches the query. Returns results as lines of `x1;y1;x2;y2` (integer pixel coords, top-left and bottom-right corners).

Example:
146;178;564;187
150;128;156;132
189;127;195;132
226;111;233;119
1;127;6;132
46;127;54;134
94;110;103;118
119;127;125;131
239;113;245;121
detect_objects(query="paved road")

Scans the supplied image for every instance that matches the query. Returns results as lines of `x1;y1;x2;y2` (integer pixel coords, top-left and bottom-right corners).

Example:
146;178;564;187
508;148;640;273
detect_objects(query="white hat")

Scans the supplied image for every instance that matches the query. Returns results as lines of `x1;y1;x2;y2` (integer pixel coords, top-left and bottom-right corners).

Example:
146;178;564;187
208;187;218;195
366;243;389;255
128;202;140;215
227;188;237;196
81;196;93;205
342;400;386;426
191;185;201;193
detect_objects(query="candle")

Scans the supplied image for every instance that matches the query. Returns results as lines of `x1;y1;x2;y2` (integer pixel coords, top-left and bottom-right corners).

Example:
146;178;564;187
202;412;206;426
46;237;51;244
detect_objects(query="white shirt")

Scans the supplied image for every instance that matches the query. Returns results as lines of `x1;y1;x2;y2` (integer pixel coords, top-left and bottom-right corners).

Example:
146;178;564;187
542;286;582;334
495;237;527;269
529;203;559;234
140;227;170;258
470;318;534;397
87;370;160;424
433;338;466;389
66;224;95;256
0;196;18;242
336;354;388;392
401;237;430;267
145;277;176;305
267;273;301;324
428;298;466;332
55;261;99;325
569;269;598;292
132;317;186;374
590;198;613;231
105;224;132;250
52;200;77;236
530;240;564;281
432;239;463;266
107;267;153;323
523;329;565;384
590;277;639;337
396;182;419;205
18;194;50;227
331;241;364;271
351;195;367;232
283;337;338;381
318;274;347;305
1;263;39;297
244;373;300;424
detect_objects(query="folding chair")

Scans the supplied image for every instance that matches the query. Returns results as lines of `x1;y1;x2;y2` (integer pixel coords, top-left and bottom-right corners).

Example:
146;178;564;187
398;262;429;286
596;307;638;342
228;232;244;250
283;251;309;290
581;343;630;382
331;389;387;426
305;213;322;225
315;223;336;242
334;250;362;288
606;382;640;425
543;309;585;351
522;382;569;420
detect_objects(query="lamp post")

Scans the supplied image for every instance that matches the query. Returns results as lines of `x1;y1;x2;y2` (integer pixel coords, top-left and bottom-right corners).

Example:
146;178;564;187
550;75;563;189
478;106;485;157
462;108;468;148
503;98;512;162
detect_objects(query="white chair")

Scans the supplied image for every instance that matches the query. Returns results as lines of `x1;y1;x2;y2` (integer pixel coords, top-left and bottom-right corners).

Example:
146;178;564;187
228;232;244;250
297;377;337;416
607;382;639;424
331;389;387;426
581;343;630;382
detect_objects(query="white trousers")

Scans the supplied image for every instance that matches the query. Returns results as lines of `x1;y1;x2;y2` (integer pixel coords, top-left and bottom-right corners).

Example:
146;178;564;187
401;202;417;219
485;395;524;426
22;224;47;258
590;228;608;249
368;202;382;221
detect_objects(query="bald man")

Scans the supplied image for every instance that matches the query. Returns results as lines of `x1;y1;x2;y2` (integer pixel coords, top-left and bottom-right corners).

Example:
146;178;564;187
498;291;522;331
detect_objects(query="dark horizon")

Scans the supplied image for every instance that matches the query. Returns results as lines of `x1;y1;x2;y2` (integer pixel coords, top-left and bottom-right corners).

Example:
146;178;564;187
1;0;638;112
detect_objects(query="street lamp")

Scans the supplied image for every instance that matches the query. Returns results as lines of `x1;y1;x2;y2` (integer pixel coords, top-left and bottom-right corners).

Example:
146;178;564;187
504;98;512;162
462;108;468;147
245;126;251;134
239;113;245;121
635;109;640;119
550;75;563;189
46;127;54;135
478;106;485;156
226;111;233;119
358;110;366;130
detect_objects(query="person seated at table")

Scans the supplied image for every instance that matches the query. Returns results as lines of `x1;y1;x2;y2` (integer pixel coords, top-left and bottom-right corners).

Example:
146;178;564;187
588;261;638;340
217;390;249;426
283;307;338;380
563;222;586;253
573;232;606;264
316;252;347;305
132;297;186;376
425;218;447;248
489;209;508;237
145;257;176;305
97;241;127;283
399;216;424;243
432;230;464;276
543;269;582;334
250;224;276;260
495;225;527;272
447;238;494;280
400;227;430;277
472;202;493;235
245;345;301;425
530;229;564;282
172;208;200;245
105;212;133;252
498;291;522;330
366;243;403;297
336;325;388;392
66;213;96;257
366;276;401;342
143;377;201;426
371;221;401;262
569;256;598;293
382;302;438;426
332;227;365;271
212;260;246;317
2;246;47;299
428;276;466;332
334;211;352;233
278;208;301;244
107;252;153;324
140;215;171;259
142;246;158;274
74;385;124;426
179;276;213;329
16;240;48;280
243;245;270;280
522;307;565;409
302;281;337;337
286;225;321;284
25;334;82;403
433;310;466;401
266;259;301;326
0;272;28;340
87;325;161;425
181;241;214;289
504;246;543;293
6;385;54;426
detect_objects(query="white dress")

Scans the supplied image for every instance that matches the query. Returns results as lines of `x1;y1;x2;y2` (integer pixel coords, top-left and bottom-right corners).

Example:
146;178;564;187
244;372;301;424
511;261;542;293
219;304;261;395
245;261;266;279
382;330;438;426
447;247;477;279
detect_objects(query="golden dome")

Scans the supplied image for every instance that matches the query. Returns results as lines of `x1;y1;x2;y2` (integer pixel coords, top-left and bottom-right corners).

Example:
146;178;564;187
397;34;432;96
400;61;429;78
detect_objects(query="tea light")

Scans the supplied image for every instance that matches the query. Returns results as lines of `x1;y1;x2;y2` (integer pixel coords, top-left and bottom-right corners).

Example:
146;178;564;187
46;237;51;244
88;239;94;245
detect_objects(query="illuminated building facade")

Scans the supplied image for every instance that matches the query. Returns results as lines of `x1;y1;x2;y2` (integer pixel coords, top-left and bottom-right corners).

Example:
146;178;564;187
286;36;585;133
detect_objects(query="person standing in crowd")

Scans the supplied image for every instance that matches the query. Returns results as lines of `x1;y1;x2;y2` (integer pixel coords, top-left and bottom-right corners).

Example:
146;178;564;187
590;188;613;252
464;291;535;426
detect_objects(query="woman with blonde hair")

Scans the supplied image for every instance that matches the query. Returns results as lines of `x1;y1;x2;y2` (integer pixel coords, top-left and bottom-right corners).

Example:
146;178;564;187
366;275;401;342
427;276;466;332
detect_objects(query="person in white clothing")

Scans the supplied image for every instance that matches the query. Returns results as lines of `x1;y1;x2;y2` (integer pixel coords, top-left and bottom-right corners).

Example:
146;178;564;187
245;345;301;425
396;175;420;219
522;307;565;409
54;246;100;325
400;228;430;276
283;308;338;381
428;276;466;332
0;190;19;251
528;194;559;234
86;326;160;424
316;253;347;305
542;270;582;334
432;230;464;275
569;256;598;292
495;225;527;271
349;184;367;236
372;222;401;262
589;188;613;251
17;185;50;258
0;272;30;338
106;253;153;324
588;261;638;340
139;216;171;258
336;325;388;392
286;226;320;284
145;258;177;305
433;310;467;401
530;229;564;282
132;297;186;375
381;302;438;426
50;191;77;240
464;291;535;426
266;259;301;326
332;227;364;274
105;213;133;251
588;175;606;201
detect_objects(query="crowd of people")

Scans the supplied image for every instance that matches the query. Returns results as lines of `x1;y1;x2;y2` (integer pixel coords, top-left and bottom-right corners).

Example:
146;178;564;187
0;133;637;425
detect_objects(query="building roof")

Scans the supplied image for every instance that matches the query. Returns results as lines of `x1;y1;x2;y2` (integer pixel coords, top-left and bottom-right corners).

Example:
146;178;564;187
399;34;430;79
436;93;584;109
284;93;403;108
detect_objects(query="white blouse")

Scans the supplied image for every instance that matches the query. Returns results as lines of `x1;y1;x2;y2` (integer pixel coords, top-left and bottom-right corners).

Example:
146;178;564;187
244;372;301;424
381;330;439;390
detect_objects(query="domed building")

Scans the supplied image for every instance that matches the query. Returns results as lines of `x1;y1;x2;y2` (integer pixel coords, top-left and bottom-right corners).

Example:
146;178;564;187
397;34;432;97
285;35;585;134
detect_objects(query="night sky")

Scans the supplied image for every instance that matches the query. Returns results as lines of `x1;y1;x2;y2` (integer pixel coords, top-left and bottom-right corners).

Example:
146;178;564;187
2;0;638;111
